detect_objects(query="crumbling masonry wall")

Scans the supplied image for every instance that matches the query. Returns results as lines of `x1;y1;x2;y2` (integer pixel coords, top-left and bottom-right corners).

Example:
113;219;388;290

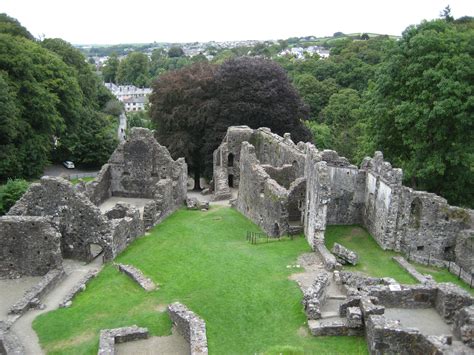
236;143;290;236
87;128;187;219
0;216;62;277
2;177;143;277
230;127;307;237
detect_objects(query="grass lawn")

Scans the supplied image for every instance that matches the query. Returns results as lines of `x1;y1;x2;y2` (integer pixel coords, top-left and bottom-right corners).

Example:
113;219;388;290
33;207;367;354
324;225;417;284
412;263;474;295
325;225;474;294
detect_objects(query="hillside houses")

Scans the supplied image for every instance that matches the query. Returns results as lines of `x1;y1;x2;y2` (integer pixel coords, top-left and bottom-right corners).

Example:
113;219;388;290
105;83;152;112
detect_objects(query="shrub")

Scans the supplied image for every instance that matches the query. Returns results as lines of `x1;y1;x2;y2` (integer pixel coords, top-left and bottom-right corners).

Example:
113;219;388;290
0;179;29;215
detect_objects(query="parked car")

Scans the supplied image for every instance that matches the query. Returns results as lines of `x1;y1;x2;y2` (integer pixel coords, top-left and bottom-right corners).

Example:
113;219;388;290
62;161;75;169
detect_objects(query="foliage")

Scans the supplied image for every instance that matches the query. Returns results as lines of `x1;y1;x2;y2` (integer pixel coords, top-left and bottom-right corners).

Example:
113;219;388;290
304;121;333;150
150;58;311;187
103;99;123;117
359;19;474;207
321;88;362;161
0;18;118;180
127;110;153;130
0;33;80;179
293;74;339;119
33;207;367;354
116;51;150;86
150;62;217;189
102;52;119;83
0;178;29;215
167;46;185;57
0;13;34;40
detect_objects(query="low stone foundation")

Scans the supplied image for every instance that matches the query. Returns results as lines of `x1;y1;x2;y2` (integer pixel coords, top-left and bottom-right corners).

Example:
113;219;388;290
8;268;65;315
453;305;474;348
98;325;149;355
392;256;432;284
59;269;99;308
167;302;208;355
303;273;329;319
0;328;24;355
117;264;156;292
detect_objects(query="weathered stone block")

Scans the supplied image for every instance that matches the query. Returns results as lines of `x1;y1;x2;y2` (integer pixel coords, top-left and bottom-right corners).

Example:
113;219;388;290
331;243;358;265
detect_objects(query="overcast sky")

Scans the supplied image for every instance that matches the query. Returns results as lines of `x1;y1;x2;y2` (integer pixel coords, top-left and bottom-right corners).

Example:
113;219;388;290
2;0;473;44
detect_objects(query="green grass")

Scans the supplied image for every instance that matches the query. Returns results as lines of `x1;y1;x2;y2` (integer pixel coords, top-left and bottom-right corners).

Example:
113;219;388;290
412;263;474;295
33;207;367;354
324;225;417;284
69;177;95;185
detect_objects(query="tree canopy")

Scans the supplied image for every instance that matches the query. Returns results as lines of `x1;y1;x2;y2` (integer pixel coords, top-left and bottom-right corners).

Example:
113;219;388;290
0;16;118;181
150;57;311;188
360;18;474;206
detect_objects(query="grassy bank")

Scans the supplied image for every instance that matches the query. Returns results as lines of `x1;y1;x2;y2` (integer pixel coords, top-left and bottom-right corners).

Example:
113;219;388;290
33;207;367;354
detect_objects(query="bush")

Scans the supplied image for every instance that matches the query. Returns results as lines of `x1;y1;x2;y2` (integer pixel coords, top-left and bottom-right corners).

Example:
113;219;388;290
0;179;29;215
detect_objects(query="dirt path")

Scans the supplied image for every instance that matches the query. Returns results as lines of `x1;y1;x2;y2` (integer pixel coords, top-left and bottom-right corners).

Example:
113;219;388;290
11;258;103;355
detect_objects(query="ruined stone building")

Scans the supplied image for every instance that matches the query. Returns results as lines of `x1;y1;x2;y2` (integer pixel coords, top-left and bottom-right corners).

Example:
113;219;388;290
214;126;307;236
213;126;474;275
0;128;187;278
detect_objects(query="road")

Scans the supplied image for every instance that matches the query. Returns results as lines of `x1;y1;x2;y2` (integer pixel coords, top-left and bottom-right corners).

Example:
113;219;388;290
118;112;127;142
43;164;98;178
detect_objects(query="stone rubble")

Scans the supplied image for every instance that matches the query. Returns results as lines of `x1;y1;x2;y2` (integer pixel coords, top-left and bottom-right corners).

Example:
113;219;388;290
331;243;358;265
302;273;329;320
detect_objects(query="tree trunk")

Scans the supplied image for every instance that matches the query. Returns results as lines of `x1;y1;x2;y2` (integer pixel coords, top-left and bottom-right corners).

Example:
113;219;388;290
193;167;202;191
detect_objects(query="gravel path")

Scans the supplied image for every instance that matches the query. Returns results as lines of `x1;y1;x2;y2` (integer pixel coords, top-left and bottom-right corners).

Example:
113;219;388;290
10;258;103;355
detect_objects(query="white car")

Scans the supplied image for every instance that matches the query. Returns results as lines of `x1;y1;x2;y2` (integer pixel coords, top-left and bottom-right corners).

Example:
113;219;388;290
62;161;75;169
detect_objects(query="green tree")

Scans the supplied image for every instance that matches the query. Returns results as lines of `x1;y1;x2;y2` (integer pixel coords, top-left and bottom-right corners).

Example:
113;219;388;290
0;13;34;40
102;52;120;83
293;74;340;119
168;46;185;57
0;179;29;215
321;88;362;161
116;51;150;86
360;19;474;207
0;33;82;179
305;121;333;150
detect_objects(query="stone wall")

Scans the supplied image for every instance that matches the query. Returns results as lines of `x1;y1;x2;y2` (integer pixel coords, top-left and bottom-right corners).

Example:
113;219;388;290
8;177;114;262
0;216;62;277
86;164;112;205
236;142;290;236
213;126;254;197
4;177;144;277
453;305;474;348
167;302;208;355
98;325;149;355
455;229;474;274
9;268;66;315
304;147;329;249
87;128;187;214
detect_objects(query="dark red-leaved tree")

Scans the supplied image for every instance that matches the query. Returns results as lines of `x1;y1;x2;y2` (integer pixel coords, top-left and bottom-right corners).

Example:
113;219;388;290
150;57;310;189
